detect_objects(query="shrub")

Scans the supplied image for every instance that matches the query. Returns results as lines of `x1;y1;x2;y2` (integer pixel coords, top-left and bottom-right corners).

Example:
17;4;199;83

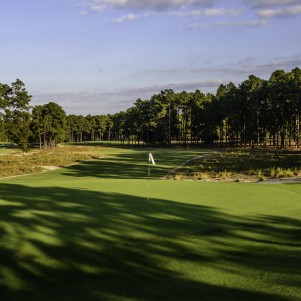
257;170;266;181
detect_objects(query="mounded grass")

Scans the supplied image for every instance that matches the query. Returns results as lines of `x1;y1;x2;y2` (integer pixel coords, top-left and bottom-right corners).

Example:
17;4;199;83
166;150;301;182
0;145;102;178
0;147;300;301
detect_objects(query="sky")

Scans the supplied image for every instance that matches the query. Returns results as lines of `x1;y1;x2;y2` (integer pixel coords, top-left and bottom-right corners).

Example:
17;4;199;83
1;0;301;115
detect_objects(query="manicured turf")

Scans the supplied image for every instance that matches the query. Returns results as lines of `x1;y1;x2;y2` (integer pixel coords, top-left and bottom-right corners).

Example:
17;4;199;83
0;142;20;154
0;147;300;301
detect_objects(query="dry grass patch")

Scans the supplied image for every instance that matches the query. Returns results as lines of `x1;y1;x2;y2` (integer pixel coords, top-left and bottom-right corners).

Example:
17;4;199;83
165;150;301;182
0;145;103;178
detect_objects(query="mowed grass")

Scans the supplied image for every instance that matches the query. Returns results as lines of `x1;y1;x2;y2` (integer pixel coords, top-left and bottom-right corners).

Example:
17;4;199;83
0;147;300;301
0;142;20;155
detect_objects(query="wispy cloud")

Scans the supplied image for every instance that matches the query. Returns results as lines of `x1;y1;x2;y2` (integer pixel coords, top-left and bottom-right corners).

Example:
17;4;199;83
31;79;227;114
31;90;130;115
79;10;89;16
90;4;106;12
159;7;243;19
204;8;242;16
98;80;228;98
77;0;218;12
31;53;301;115
131;80;227;93
181;22;206;30
217;55;301;75
76;0;301;29
75;0;301;30
244;0;300;8
256;55;301;70
79;0;301;13
113;13;139;23
143;54;301;77
215;19;267;28
172;9;202;17
257;4;301;18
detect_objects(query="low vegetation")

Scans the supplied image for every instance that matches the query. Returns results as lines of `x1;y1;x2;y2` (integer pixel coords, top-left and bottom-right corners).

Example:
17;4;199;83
166;150;301;182
0;145;102;178
2;144;301;182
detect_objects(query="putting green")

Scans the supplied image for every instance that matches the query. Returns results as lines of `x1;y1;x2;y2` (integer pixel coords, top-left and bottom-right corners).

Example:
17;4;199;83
0;148;300;301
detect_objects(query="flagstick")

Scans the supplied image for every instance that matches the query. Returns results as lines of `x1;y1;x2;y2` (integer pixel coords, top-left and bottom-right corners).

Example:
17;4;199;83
147;153;155;201
147;162;150;201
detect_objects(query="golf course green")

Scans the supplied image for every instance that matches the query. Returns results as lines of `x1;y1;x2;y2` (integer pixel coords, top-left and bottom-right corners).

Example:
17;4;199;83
0;147;300;301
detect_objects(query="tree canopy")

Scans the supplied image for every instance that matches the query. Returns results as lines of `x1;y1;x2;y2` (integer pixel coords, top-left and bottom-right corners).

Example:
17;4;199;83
0;79;31;151
1;67;301;150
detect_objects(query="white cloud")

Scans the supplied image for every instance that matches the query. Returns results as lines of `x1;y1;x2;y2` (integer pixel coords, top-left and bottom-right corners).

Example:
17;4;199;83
204;8;242;17
257;4;301;18
182;22;206;30
78;0;218;12
76;0;301;29
258;55;301;70
215;19;267;27
113;13;139;22
31;79;227;114
139;55;301;77
169;8;242;18
228;55;301;75
90;4;106;12
173;9;202;17
257;9;278;17
245;0;300;8
79;10;89;15
138;79;228;92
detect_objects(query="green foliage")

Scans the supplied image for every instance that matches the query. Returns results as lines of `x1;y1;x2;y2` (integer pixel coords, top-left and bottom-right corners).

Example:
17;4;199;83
31;102;67;148
4;110;31;151
257;170;266;181
2;66;301;152
1;79;31;151
0;115;7;141
30;105;44;147
270;167;295;178
59;67;301;150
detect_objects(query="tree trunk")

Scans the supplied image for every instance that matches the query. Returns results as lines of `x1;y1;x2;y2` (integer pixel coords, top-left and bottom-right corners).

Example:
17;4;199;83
296;113;300;149
43;131;47;149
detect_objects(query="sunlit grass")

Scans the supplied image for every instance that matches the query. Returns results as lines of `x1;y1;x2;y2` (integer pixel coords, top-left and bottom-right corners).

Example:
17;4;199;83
0;145;103;177
0;146;300;301
167;150;301;182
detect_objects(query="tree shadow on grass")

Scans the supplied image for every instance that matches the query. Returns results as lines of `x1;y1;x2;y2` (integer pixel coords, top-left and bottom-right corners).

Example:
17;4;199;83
0;184;300;301
63;149;208;180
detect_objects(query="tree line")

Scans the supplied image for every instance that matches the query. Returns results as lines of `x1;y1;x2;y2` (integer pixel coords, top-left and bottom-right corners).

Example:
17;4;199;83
1;67;301;151
0;80;66;151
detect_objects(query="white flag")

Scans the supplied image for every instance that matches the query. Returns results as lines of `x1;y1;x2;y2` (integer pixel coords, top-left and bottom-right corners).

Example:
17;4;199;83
149;153;156;165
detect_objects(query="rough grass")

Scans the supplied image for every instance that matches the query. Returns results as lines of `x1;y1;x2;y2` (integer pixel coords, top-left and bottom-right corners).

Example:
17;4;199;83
0;145;103;178
166;150;301;182
0;146;301;301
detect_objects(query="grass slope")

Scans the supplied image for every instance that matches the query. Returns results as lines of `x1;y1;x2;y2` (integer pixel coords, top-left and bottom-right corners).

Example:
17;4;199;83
0;147;300;301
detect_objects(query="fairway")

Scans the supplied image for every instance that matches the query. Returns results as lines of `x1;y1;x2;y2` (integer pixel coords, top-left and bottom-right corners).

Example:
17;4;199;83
0;147;301;301
0;143;20;155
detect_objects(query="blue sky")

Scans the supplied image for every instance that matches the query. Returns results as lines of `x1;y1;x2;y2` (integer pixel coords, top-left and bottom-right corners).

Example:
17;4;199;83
1;0;301;115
